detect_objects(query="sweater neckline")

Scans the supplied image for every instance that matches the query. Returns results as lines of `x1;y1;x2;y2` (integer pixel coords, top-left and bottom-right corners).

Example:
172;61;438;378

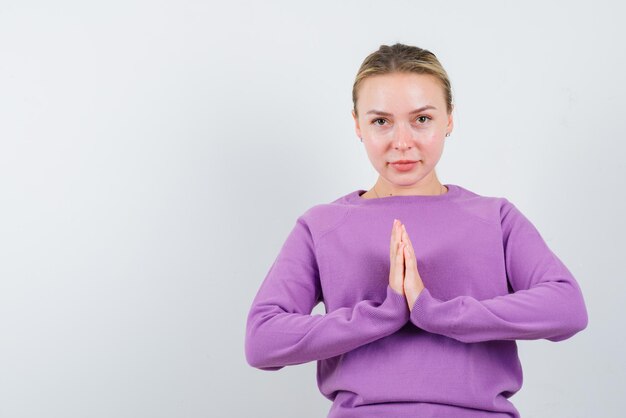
346;184;460;205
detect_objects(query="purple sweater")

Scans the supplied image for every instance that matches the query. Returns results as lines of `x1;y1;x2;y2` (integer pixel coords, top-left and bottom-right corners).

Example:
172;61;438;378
245;184;588;418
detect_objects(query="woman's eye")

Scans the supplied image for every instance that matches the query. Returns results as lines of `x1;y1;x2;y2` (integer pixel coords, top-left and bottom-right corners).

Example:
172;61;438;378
371;116;430;126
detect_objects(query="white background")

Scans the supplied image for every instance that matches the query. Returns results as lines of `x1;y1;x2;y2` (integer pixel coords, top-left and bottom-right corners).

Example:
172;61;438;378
1;1;623;417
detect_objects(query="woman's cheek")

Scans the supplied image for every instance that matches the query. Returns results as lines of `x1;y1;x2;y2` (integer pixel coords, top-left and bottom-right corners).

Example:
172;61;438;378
423;131;441;144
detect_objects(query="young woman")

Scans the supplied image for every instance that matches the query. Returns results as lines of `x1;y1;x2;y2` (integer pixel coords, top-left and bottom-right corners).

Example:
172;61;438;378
245;43;588;418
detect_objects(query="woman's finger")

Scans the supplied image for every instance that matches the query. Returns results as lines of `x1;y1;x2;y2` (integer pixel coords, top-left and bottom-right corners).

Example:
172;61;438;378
403;240;414;269
390;219;399;260
389;240;405;295
402;225;417;275
401;224;411;245
401;227;425;310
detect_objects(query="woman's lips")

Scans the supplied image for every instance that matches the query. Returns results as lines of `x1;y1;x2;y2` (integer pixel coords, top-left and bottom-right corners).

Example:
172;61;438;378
390;160;419;172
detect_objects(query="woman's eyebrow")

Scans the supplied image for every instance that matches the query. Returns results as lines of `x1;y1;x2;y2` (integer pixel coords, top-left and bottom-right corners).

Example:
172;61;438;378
366;105;437;116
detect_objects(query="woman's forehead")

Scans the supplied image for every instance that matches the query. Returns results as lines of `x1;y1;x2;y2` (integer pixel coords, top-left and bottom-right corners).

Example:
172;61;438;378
360;72;442;93
357;73;447;110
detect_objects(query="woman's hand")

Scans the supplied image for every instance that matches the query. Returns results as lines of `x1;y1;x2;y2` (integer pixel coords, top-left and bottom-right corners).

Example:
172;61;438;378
388;219;406;296
400;222;425;312
389;219;426;310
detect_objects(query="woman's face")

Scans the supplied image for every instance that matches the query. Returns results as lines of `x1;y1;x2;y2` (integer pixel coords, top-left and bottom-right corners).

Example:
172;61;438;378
352;72;453;190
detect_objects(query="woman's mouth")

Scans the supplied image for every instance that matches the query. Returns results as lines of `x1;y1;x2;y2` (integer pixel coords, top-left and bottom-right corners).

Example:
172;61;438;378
390;160;419;172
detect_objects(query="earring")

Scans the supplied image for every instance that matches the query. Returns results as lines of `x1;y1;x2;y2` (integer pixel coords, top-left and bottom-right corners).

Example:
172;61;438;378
360;137;363;142
445;132;450;137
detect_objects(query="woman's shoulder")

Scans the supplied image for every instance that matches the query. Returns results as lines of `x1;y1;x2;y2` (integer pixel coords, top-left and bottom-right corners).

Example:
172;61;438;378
295;193;354;240
452;185;530;228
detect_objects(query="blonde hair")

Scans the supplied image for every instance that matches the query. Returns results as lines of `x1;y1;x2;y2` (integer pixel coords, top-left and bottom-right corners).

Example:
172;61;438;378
352;43;453;116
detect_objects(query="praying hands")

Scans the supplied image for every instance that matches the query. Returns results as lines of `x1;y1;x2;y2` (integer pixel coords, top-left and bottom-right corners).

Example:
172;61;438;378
389;219;425;312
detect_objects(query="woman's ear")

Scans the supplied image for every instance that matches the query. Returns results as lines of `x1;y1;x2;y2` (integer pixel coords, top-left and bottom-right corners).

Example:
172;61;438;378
446;108;454;134
351;109;362;139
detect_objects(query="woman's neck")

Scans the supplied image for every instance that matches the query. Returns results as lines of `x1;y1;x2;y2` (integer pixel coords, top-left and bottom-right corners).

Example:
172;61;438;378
364;180;447;198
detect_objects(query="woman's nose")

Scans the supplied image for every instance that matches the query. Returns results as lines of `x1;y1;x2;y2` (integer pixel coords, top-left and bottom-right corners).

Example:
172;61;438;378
393;124;413;149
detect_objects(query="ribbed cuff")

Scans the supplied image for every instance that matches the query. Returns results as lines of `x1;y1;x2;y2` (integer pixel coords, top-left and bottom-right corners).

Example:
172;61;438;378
410;287;434;329
380;284;410;324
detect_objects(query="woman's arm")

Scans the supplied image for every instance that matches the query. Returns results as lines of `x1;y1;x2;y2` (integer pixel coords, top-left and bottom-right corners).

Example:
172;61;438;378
245;217;409;370
409;199;589;344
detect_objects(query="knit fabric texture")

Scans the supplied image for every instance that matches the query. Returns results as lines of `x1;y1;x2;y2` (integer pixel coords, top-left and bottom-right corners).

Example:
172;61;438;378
245;184;588;418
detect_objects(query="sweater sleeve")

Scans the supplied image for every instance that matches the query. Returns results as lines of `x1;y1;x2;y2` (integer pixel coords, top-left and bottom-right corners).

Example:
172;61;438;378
245;216;409;371
410;198;588;344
